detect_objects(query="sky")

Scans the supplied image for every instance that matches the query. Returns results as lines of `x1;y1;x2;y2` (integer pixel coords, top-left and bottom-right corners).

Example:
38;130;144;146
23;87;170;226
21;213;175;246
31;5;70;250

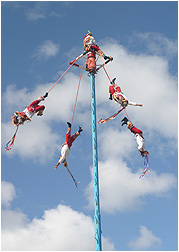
1;1;178;251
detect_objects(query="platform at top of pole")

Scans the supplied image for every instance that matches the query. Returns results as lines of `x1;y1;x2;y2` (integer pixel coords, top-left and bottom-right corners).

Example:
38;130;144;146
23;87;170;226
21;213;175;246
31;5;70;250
69;49;113;75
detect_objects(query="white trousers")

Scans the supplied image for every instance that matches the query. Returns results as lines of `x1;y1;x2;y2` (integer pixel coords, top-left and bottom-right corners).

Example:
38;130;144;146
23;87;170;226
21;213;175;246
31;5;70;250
23;107;35;119
58;144;70;164
135;134;145;151
113;92;137;106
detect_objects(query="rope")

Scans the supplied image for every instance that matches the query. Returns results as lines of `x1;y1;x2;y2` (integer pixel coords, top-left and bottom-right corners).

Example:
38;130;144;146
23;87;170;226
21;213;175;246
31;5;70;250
47;51;87;94
99;53;112;82
99;53;132;122
71;64;85;126
65;164;80;188
124;108;131;121
47;63;74;93
103;66;111;82
100;54;131;122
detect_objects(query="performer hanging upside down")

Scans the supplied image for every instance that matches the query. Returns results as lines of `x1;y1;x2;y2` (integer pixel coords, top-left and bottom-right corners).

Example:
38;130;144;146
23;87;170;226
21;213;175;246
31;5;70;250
109;78;143;108
83;31;112;60
121;117;148;157
54;122;83;170
12;92;48;126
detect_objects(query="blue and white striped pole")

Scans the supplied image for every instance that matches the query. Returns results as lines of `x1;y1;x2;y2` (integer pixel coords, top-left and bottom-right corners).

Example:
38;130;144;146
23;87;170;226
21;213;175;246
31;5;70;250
90;71;102;251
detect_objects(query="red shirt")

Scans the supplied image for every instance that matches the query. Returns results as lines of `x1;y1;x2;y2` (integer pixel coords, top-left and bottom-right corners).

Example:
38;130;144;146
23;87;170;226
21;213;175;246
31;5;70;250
109;84;121;95
27;99;41;113
109;85;115;95
65;133;76;148
130;126;143;135
115;86;121;92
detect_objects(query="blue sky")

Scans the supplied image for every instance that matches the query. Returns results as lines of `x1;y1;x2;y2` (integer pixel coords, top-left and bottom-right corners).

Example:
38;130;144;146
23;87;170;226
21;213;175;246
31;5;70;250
1;1;178;251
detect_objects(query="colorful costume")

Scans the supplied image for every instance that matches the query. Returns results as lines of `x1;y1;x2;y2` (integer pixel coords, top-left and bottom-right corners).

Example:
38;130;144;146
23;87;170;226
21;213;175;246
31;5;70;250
54;122;83;170
109;78;143;108
121;117;147;156
12;93;48;126
83;31;111;60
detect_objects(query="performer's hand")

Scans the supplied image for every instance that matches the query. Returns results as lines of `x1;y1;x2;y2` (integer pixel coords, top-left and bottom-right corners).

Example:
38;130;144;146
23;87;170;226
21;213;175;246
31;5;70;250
109;94;113;100
54;164;58;170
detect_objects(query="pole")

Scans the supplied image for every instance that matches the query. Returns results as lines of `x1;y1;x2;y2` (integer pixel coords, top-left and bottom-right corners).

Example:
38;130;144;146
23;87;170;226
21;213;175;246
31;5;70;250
69;45;112;250
90;71;102;251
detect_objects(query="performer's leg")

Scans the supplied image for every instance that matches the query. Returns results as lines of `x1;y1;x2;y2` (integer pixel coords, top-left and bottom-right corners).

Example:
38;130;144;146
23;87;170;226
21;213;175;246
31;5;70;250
55;145;70;170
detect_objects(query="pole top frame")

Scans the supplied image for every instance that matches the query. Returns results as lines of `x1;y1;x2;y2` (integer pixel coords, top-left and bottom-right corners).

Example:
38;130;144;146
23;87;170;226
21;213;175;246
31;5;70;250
69;49;113;74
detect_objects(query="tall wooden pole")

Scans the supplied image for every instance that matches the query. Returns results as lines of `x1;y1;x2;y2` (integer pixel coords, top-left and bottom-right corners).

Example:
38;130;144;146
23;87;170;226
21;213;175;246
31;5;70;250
90;71;102;251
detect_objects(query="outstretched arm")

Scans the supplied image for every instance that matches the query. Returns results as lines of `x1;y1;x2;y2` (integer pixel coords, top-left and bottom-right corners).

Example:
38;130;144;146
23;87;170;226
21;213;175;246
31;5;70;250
128;101;143;107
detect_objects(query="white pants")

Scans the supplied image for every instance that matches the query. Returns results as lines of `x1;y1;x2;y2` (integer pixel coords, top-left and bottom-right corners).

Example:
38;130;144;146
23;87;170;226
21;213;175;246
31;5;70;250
23;107;35;119
58;144;70;164
135;134;145;151
113;92;137;106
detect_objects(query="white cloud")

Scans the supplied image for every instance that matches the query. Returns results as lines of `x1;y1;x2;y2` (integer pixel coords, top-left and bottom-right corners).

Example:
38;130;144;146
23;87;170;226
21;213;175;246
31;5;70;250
131;32;178;59
128;225;162;250
86;157;177;214
1;74;91;162
26;9;45;21
85;126;177;214
1;1;21;9
25;2;48;21
1;181;16;208
99;42;178;139
2;120;61;164
2;209;29;231
1;181;114;250
25;2;63;21
2;203;114;251
33;40;60;60
98;127;136;160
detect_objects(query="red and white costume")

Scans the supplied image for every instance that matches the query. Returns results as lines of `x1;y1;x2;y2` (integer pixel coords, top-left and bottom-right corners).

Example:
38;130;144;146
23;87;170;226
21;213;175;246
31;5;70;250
109;83;121;96
109;84;141;107
56;128;80;167
128;123;145;153
84;33;98;49
83;32;106;57
16;96;45;119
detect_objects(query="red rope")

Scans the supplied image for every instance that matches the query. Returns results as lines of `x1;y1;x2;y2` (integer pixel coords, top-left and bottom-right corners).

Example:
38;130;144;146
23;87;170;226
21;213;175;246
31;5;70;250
65;164;80;187
47;64;74;93
47;52;88;94
100;53;112;82
124;108;131;121
103;66;111;82
71;66;84;126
